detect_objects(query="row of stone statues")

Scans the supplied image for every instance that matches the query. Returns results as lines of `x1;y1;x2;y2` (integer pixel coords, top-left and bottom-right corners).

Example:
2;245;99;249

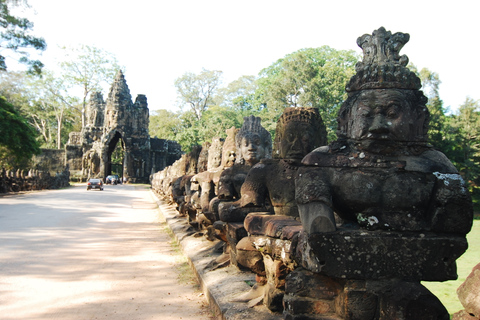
151;27;474;319
0;166;70;193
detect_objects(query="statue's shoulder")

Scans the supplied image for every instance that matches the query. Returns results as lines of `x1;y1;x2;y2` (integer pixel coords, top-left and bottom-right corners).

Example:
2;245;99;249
403;149;458;174
301;146;332;166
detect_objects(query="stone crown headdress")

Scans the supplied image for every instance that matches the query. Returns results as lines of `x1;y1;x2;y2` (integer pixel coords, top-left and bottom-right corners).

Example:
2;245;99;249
346;27;421;92
273;107;328;158
235;116;272;164
236;116;271;146
277;107;323;127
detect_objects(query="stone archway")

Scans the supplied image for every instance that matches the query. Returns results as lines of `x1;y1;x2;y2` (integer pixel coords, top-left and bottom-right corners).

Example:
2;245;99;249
104;131;126;179
65;71;183;183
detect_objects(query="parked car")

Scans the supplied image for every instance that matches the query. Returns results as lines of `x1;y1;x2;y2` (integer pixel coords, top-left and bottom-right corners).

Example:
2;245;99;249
87;178;104;191
105;175;120;185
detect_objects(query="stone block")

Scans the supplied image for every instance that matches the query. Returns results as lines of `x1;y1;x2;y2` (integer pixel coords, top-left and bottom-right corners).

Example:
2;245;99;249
285;269;342;300
264;282;284;312
283;294;336;315
264;218;302;240
236;236;265;275
296;230;467;281
452;310;478;320
283;313;341;320
245;212;296;235
226;222;248;245
457;263;480;318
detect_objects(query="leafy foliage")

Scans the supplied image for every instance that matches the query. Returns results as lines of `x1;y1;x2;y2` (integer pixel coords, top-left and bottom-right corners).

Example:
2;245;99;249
255;46;359;141
0;70;80;149
447;98;480;189
59;44;121;127
174;68;222;121
0;95;40;168
0;0;46;74
149;109;181;141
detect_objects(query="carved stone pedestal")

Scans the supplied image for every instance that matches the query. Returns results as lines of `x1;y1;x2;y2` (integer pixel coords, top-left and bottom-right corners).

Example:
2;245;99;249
284;270;449;320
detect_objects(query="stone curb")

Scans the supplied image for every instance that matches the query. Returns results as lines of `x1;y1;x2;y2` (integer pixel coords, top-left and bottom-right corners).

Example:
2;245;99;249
151;191;281;320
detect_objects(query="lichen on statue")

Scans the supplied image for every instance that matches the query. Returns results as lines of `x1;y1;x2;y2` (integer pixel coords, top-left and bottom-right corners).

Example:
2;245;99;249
219;107;327;222
297;27;473;235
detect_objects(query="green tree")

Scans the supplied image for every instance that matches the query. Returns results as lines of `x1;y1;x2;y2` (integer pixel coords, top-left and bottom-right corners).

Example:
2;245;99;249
449;98;480;184
59;44;121;128
416;67;450;151
27;70;80;149
199;105;241;143
0;70;52;145
255;46;359;141
149;109;181;141
174;110;202;152
216;75;259;115
0;70;80;149
0;95;40;168
0;0;46;74
174;68;222;121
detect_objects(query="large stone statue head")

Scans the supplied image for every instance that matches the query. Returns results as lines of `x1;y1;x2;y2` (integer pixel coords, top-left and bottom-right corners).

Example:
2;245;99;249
221;127;238;168
235;116;272;166
337;27;429;151
273;107;327;160
207;137;224;171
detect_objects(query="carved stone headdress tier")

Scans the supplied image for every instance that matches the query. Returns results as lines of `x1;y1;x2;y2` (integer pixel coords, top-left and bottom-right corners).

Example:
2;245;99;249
273;107;328;158
277;107;323;127
346;27;421;92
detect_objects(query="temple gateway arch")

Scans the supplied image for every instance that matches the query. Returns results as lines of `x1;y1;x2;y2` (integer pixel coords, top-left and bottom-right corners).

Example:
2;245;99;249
65;71;181;183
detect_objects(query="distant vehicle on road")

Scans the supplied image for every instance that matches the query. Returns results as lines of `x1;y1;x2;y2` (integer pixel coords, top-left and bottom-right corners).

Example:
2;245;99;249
105;175;120;185
87;178;104;191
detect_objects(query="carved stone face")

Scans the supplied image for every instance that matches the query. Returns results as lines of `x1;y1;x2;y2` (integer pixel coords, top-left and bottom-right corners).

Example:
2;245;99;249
279;122;315;160
240;133;266;166
348;89;424;143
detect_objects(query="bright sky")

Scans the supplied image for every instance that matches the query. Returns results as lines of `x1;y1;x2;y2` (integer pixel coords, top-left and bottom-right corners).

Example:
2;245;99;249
14;0;480;114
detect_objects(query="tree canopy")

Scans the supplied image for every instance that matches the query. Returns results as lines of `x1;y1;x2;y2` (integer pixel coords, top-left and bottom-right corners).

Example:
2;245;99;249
0;0;46;74
59;44;121;127
255;46;359;140
174;68;222;121
0;95;40;168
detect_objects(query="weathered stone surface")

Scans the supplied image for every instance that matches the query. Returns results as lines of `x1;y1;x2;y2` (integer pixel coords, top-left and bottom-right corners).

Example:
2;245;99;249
296;230;467;281
335;281;377;320
284;269;341;318
264;282;285;312
452;310;478;320
217;116;272;222
457;263;480;318
245;213;299;236
225;222;248;268
285;269;343;300
337;280;448;320
236;236;265;275
0;166;70;193
226;222;248;245
284;295;336;315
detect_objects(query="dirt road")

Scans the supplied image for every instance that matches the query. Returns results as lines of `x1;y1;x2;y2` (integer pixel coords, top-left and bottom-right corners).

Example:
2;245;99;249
0;184;214;320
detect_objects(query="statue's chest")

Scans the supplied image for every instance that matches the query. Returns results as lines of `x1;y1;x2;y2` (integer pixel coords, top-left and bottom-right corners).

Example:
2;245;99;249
267;164;297;206
332;169;435;212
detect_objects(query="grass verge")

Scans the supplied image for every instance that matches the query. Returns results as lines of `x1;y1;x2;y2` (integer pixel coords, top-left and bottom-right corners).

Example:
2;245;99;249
422;220;480;316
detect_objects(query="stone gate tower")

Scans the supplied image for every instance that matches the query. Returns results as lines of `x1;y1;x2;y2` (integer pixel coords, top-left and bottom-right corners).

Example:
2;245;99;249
66;71;181;183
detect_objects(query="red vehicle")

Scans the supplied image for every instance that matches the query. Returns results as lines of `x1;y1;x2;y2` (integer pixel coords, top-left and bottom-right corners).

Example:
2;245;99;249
87;178;104;191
